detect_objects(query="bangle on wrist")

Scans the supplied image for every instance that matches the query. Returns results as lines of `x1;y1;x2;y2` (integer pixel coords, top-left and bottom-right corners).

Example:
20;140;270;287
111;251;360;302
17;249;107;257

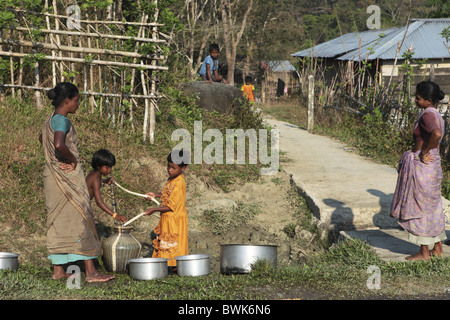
112;212;117;219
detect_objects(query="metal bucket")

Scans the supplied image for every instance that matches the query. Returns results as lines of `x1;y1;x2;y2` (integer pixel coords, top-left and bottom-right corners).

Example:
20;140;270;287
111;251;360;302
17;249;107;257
0;252;19;271
128;258;169;280
175;254;210;277
220;244;277;274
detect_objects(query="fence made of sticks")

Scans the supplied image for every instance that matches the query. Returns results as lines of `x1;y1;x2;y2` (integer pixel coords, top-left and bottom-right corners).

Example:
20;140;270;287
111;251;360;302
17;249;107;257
298;55;450;160
0;2;168;143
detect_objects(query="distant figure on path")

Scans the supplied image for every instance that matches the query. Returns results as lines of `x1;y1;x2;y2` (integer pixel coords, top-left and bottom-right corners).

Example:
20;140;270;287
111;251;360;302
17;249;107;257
390;81;446;261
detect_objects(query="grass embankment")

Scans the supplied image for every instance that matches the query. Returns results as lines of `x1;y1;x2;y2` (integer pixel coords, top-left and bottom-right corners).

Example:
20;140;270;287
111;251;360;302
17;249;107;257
0;93;262;263
1;238;450;300
1;96;450;300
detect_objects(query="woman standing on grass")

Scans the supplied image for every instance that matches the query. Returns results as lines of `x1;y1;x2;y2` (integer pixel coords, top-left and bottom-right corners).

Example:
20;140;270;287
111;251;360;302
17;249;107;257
390;81;446;261
40;82;114;282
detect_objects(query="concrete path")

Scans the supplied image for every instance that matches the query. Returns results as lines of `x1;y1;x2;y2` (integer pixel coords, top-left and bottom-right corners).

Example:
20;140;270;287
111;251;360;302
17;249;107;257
265;118;450;261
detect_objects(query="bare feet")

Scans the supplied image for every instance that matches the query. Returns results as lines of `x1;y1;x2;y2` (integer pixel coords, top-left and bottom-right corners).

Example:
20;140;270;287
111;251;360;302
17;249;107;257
85;271;115;283
83;259;114;283
406;252;430;261
430;241;444;257
52;272;72;280
406;245;430;261
51;265;72;280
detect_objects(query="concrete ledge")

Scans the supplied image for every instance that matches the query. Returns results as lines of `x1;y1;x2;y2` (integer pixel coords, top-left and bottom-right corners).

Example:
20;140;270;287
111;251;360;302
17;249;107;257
339;228;450;262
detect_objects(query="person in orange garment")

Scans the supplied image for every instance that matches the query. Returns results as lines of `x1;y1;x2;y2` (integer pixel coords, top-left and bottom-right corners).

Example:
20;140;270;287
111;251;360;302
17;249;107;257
144;150;189;270
241;76;255;102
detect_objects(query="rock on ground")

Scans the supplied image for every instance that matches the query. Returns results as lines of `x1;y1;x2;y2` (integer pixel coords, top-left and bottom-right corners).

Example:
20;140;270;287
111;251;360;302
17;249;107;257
180;81;243;114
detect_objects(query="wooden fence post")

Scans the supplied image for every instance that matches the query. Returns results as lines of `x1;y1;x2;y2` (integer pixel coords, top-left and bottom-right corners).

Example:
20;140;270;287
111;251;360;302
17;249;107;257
33;50;42;109
307;75;314;132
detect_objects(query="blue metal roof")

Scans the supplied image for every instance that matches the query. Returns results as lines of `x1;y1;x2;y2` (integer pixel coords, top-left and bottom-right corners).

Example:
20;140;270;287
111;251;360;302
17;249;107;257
338;19;450;61
291;28;399;59
291;19;450;61
264;60;297;72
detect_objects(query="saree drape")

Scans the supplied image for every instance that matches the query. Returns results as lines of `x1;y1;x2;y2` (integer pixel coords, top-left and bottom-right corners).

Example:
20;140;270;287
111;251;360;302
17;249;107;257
390;108;446;243
42;113;101;258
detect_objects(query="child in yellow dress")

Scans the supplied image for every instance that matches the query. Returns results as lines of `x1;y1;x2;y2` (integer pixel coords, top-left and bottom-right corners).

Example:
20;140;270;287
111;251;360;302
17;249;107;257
144;150;189;268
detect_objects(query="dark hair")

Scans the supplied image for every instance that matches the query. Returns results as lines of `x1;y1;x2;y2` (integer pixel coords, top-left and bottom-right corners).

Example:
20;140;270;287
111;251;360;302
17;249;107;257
245;76;252;83
91;149;116;171
416;81;445;105
209;43;220;53
47;82;79;108
167;149;189;167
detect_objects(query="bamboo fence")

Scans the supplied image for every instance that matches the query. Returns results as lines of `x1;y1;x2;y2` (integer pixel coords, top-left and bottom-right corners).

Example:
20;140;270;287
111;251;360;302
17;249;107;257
0;3;168;143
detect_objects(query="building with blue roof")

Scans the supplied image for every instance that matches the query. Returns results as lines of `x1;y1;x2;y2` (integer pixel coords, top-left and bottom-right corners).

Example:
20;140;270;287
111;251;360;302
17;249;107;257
291;18;450;94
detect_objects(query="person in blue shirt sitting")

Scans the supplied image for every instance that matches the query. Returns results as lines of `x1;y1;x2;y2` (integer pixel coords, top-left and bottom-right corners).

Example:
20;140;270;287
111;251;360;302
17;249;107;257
198;43;228;84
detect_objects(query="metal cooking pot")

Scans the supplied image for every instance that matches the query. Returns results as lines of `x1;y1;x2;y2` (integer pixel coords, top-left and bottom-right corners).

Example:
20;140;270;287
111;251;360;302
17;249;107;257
175;254;210;277
0;252;19;271
220;244;277;274
128;258;169;280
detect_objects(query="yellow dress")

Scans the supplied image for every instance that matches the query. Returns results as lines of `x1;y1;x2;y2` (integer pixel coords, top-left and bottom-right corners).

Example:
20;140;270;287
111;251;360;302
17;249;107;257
152;174;188;266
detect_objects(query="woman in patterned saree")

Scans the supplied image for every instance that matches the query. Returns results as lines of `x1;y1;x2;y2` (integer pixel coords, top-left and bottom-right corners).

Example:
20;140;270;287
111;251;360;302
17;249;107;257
40;82;114;282
390;81;446;261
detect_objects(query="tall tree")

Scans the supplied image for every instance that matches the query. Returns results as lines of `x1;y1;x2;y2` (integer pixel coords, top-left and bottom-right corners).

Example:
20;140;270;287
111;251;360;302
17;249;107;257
183;0;218;78
219;0;254;85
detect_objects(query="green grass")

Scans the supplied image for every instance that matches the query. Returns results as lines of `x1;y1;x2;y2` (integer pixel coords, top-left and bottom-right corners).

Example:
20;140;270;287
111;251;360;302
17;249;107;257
1;238;450;300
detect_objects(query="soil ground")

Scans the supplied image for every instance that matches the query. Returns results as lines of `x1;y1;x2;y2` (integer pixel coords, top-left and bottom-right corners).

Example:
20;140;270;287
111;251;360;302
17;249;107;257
103;164;320;274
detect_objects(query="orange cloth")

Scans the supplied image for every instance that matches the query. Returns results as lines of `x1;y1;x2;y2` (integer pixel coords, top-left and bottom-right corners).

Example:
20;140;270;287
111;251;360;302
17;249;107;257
241;84;255;101
152;174;188;266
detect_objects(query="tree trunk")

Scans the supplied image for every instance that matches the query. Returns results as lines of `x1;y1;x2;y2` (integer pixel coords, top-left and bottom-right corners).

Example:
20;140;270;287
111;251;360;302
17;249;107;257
182;0;216;79
219;0;254;86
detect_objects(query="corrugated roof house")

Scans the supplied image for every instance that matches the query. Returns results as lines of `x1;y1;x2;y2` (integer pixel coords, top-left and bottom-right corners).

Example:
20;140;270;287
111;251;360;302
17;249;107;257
337;19;450;61
291;18;450;94
292;27;399;59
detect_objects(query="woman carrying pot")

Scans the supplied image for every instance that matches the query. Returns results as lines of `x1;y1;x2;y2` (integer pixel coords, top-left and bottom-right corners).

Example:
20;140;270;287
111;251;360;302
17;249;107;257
390;80;447;261
40;82;114;282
